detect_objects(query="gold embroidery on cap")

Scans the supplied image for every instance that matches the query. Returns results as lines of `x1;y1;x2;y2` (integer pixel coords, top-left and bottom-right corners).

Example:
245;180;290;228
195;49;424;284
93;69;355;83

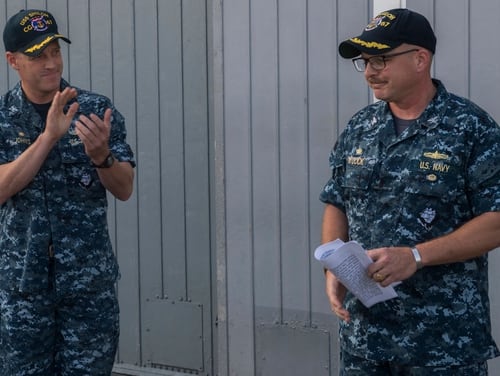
349;37;390;50
24;34;63;53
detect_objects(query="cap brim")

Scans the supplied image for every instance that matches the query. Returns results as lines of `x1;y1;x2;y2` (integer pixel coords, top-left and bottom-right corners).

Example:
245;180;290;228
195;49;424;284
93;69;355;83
338;38;400;58
338;40;362;58
22;34;71;57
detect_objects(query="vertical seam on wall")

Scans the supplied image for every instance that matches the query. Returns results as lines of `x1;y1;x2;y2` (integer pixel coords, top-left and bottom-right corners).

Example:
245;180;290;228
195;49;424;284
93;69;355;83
203;2;217;372
335;2;340;143
276;0;284;325
130;0;143;364
179;0;188;300
87;1;92;90
220;0;230;372
155;0;167;296
65;2;71;83
305;0;312;326
467;0;471;98
247;0;257;367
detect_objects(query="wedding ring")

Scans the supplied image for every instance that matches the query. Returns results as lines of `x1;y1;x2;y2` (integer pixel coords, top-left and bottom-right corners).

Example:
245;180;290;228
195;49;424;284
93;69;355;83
373;272;385;282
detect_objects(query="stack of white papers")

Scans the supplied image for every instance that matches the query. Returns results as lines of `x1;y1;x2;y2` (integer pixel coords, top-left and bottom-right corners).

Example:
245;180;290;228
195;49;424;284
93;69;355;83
314;239;399;308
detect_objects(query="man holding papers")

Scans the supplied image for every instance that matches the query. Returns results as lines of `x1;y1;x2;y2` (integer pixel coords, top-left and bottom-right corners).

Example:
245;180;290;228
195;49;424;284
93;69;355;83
319;8;500;375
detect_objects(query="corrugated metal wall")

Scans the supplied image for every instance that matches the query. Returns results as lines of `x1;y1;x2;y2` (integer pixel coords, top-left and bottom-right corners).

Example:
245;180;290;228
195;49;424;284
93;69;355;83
1;0;499;375
215;0;500;375
0;1;214;375
216;0;339;374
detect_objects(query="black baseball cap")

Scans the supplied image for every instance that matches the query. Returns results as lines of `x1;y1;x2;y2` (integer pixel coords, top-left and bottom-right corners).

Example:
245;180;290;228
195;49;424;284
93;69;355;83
3;9;71;57
338;8;436;58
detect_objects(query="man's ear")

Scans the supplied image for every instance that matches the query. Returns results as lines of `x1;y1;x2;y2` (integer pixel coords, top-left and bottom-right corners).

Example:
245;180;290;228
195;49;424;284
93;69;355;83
6;52;20;70
415;49;432;73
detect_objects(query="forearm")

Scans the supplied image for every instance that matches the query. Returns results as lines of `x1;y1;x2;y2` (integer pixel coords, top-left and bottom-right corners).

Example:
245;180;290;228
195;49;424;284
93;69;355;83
321;203;351;321
0;132;56;204
96;161;134;201
416;211;500;267
321;203;349;243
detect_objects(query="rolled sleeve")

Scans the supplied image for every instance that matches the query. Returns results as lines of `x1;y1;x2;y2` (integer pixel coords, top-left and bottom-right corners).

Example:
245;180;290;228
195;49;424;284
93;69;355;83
319;139;346;212
466;118;500;215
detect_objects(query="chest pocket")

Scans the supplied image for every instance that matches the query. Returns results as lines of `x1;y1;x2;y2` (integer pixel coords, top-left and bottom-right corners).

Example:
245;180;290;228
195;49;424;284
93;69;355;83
58;136;105;199
58;130;87;162
342;157;376;190
404;159;464;200
0;127;35;163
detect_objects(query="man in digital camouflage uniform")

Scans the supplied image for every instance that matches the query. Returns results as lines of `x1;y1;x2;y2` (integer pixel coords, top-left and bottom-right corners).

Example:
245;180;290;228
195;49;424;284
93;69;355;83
0;9;135;375
320;8;500;375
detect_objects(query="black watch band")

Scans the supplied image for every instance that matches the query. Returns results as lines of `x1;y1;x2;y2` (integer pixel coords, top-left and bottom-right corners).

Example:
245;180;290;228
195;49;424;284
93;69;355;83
91;152;115;168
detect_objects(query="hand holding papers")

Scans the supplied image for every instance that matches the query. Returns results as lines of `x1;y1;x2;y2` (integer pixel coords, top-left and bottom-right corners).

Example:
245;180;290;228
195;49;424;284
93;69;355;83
314;239;398;308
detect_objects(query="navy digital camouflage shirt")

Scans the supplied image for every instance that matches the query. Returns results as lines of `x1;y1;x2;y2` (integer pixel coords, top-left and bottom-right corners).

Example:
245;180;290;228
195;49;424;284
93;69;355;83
0;79;135;294
320;80;500;366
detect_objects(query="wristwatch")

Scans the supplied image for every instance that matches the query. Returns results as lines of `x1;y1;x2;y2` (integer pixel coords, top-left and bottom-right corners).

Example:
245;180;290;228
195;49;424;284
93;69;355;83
91;152;115;168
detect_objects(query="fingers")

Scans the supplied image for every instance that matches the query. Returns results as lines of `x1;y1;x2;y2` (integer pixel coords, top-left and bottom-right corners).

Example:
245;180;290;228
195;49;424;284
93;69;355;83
44;88;79;141
330;303;351;322
66;102;79;119
103;107;112;124
372;272;386;283
75;110;112;142
74;109;112;162
47;88;79;124
370;270;394;287
367;246;418;286
48;87;77;116
367;255;386;283
325;270;351;322
76;115;100;137
51;87;77;108
78;110;111;131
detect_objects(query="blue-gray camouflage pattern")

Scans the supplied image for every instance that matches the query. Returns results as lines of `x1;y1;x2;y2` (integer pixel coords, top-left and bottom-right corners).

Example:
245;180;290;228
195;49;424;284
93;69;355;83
340;348;489;375
0;78;134;374
320;80;500;366
0;78;135;294
0;286;119;375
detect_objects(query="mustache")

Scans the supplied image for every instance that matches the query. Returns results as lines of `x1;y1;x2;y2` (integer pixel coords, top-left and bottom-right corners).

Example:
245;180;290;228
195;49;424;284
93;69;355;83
368;79;385;85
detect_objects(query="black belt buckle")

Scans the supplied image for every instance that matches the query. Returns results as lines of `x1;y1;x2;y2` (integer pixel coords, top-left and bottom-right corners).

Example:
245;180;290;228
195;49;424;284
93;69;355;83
48;244;54;258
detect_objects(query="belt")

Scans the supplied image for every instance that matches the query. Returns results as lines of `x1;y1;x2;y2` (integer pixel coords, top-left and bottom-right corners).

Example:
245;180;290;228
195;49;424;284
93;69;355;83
48;244;54;258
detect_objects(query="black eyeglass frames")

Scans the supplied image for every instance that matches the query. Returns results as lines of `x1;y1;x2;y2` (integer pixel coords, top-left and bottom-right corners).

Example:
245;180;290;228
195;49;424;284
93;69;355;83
351;49;419;72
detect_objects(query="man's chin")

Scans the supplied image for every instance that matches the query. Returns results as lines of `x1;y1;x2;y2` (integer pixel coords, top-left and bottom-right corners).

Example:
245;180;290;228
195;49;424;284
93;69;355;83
371;89;386;101
42;74;61;85
41;80;62;94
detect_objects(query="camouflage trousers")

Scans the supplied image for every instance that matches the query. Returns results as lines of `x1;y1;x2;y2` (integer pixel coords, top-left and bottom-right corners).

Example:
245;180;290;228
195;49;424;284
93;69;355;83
0;265;119;375
340;349;489;376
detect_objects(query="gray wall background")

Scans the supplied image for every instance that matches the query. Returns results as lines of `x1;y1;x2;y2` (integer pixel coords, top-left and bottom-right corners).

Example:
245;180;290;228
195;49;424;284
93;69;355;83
0;0;499;375
216;1;500;375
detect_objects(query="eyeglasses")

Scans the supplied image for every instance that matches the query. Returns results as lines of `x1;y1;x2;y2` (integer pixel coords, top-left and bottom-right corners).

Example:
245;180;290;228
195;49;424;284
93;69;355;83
352;49;419;72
